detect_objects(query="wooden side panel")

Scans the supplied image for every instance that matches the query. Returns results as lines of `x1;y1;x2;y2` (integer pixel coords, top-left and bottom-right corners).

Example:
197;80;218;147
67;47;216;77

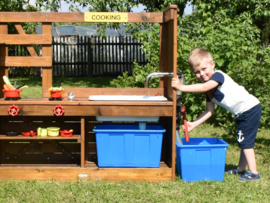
14;23;38;56
0;34;52;44
0;23;8;98
2;140;81;164
42;23;53;97
0;116;82;165
0;116;81;135
4;56;52;67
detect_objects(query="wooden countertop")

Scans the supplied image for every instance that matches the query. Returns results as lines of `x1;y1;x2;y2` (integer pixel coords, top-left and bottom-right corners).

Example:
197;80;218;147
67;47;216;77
0;97;173;106
0;98;173;116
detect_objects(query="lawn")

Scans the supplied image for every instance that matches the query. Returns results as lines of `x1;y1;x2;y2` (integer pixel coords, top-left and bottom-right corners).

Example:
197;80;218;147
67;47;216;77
1;77;269;202
0;124;269;202
8;76;117;98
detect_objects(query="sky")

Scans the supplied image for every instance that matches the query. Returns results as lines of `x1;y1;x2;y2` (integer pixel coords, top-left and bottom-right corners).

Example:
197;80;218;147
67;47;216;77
29;0;193;14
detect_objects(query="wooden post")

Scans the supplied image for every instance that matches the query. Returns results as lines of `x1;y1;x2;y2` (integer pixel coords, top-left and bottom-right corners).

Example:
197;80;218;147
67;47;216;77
0;23;8;98
160;5;178;181
42;23;52;97
81;117;85;168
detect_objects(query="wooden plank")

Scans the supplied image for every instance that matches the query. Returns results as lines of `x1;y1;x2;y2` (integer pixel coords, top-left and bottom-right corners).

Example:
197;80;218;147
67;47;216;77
129;12;163;23
0;23;8;98
0;167;172;182
0;135;81;140
0;98;172;105
0;12;85;22
163;8;175;23
42;87;165;98
159;6;178;181
3;141;84;153
0;12;163;23
1;164;79;167
0;34;52;44
0;105;173;116
81;117;85;168
3;154;80;164
42;23;52;98
171;7;178;182
3;142;95;154
161;6;178;181
3;56;52;67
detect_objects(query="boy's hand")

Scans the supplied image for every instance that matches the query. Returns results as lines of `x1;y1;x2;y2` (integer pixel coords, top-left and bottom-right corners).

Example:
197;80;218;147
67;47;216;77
171;76;182;90
182;121;195;133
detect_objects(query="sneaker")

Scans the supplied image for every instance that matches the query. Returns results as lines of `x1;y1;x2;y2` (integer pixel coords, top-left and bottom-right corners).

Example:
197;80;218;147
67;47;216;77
237;171;260;182
226;168;246;175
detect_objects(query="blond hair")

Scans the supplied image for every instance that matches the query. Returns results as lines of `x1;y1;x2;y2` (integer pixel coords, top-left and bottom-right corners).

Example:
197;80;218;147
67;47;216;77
188;48;213;69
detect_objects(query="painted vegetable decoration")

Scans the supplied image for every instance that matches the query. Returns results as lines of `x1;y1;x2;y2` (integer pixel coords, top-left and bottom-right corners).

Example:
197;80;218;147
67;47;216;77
2;76;28;90
3;76;11;85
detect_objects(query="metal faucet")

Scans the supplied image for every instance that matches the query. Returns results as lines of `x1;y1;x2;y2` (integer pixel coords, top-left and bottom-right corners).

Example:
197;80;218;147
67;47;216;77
145;72;173;88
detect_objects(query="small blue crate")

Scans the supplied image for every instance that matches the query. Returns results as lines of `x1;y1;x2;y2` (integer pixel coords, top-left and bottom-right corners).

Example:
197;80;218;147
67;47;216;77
93;125;166;168
176;138;229;182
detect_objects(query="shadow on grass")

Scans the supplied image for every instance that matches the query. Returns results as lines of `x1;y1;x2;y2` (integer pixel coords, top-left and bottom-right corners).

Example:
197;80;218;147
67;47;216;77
52;76;118;88
9;77;42;87
222;137;270;148
225;164;238;171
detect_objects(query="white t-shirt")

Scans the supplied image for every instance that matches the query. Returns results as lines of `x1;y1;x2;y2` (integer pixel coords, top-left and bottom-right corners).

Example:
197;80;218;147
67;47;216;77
206;70;260;115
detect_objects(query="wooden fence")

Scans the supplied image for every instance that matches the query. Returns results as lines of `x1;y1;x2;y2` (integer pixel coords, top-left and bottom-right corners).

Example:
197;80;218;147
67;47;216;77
8;36;148;77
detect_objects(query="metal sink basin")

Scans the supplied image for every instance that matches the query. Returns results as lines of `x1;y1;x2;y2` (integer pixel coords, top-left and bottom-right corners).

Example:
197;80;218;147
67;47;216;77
88;95;167;102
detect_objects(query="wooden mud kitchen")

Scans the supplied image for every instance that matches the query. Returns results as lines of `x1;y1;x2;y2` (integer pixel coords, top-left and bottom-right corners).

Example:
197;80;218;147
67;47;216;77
0;5;179;182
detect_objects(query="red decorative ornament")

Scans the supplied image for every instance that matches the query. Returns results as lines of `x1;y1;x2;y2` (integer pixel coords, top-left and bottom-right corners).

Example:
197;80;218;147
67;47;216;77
8;105;20;116
53;105;65;116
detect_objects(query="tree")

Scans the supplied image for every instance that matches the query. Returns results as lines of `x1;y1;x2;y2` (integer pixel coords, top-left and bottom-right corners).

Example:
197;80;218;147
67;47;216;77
0;0;38;34
110;0;270;135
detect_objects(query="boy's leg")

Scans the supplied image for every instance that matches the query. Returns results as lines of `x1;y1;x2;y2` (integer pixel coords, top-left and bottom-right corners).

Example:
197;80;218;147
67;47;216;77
237;149;247;172
237;148;260;181
242;148;258;173
234;104;261;181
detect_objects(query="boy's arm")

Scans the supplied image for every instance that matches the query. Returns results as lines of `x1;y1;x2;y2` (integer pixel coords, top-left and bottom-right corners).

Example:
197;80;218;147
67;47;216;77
171;76;219;93
183;102;215;132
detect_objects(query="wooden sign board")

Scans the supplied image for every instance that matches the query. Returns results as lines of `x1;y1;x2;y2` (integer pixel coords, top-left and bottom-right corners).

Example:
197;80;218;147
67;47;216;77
84;12;128;22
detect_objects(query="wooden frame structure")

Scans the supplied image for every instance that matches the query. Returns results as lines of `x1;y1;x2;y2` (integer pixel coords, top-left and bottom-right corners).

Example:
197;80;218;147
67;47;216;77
0;5;178;182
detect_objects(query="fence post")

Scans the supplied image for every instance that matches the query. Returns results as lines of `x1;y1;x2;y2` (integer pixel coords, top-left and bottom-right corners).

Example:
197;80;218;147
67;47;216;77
88;36;93;76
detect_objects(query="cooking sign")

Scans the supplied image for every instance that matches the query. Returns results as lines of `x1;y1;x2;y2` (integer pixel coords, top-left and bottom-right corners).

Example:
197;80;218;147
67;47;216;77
84;12;128;22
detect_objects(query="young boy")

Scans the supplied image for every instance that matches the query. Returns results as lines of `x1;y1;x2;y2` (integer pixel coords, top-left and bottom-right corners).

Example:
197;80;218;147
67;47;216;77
171;48;261;182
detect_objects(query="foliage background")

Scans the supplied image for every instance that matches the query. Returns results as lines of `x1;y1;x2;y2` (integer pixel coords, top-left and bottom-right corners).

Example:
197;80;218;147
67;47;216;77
110;0;270;139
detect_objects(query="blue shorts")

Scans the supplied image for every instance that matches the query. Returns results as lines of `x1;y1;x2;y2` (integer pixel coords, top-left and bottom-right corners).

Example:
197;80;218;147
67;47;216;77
235;104;261;149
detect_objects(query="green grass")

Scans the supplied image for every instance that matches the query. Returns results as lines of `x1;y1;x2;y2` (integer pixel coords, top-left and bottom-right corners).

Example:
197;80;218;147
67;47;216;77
1;77;269;202
0;124;269;203
8;76;117;98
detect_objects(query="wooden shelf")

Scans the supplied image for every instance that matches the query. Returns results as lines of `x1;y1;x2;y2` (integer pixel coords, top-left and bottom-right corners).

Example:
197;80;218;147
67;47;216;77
84;161;170;169
0;164;80;168
0;135;81;140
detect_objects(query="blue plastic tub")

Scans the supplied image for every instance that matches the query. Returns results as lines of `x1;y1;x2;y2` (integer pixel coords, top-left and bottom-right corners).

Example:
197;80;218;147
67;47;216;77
176;138;229;182
93;125;166;168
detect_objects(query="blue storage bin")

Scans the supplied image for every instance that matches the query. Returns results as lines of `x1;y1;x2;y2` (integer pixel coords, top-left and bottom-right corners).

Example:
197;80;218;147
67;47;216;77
176;138;229;182
93;125;166;168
